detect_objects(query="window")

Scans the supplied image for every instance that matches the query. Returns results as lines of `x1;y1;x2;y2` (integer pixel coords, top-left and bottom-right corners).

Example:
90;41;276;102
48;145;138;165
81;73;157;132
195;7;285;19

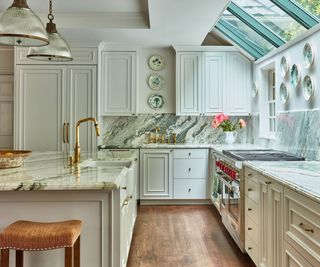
232;0;306;42
268;70;276;133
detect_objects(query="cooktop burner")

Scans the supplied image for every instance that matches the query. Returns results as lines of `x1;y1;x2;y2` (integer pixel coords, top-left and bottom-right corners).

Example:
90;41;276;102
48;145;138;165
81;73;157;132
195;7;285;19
222;149;305;161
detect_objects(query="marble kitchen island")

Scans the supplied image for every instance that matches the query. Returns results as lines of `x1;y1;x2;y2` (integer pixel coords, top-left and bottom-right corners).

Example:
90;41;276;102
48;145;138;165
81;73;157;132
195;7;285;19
0;151;138;267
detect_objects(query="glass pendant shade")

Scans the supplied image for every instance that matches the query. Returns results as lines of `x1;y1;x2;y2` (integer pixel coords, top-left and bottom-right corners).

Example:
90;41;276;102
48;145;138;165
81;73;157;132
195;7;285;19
0;0;49;46
27;22;73;62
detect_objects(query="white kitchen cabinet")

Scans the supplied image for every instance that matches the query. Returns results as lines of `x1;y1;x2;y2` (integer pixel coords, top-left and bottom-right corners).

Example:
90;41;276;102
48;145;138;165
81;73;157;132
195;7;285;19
175;49;251;116
176;52;202;115
203;52;226;115
0;76;14;149
245;168;283;267
15;65;97;152
226;52;252;115
100;52;137;116
140;149;173;199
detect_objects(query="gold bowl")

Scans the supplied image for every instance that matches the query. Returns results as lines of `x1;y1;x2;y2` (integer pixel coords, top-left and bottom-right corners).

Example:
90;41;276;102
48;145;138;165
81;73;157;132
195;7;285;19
0;150;32;169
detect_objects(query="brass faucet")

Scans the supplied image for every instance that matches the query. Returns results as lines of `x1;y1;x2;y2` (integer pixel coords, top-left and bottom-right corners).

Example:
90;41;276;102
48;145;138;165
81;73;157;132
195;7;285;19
73;117;100;163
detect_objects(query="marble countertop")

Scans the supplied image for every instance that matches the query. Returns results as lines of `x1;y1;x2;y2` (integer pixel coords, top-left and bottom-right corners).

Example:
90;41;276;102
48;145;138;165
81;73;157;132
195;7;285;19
245;161;320;203
0;151;137;191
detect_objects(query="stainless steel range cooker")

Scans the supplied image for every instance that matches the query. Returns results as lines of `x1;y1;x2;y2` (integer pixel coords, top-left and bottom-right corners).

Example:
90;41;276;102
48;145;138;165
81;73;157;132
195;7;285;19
210;149;305;252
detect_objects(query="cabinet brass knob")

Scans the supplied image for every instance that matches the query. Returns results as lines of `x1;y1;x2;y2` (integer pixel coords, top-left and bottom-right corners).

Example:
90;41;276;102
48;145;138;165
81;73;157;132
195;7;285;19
247;173;252;177
188;168;191;172
188;152;191;156
188;188;191;192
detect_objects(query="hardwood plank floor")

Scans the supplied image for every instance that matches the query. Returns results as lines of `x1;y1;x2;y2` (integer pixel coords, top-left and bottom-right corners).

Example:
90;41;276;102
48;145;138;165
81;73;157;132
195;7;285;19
127;205;255;267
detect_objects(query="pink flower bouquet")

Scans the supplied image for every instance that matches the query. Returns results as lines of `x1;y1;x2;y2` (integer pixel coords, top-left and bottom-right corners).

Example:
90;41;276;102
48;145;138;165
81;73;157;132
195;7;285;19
212;113;246;132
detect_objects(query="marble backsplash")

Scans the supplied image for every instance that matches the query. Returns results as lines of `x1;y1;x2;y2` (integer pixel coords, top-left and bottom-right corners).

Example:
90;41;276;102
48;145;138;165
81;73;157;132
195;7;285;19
253;110;320;160
101;114;253;147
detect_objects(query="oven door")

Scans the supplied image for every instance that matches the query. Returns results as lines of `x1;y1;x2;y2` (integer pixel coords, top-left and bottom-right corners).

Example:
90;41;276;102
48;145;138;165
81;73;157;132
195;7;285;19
212;171;223;212
220;176;241;233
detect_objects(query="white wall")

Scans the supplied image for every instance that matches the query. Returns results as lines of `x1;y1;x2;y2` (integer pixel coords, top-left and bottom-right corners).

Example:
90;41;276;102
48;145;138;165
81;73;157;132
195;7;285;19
137;47;175;113
253;29;320;115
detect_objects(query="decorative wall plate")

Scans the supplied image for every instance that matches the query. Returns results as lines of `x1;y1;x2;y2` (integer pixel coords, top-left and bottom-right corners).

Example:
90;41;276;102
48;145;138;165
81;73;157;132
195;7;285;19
148;74;165;90
148;94;164;109
148;55;165;71
302;75;315;101
303;43;314;69
252;82;258;98
280;82;289;104
280;56;289;78
290;64;300;89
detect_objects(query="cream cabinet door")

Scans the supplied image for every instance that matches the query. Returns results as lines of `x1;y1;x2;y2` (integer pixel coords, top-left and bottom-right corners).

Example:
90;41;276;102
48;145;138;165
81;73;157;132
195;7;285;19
140;149;173;199
67;66;97;153
203;52;226;115
226;52;251;115
0;75;14;149
258;177;269;267
176;52;202;116
15;66;67;151
268;181;283;267
100;52;136;116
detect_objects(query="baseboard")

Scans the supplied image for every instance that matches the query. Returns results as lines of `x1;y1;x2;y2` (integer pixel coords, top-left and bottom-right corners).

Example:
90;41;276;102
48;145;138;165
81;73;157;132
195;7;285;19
139;199;211;205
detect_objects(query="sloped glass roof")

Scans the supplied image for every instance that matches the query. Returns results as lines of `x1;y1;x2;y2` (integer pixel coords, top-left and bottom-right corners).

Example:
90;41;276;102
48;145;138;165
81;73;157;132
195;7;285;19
214;0;320;60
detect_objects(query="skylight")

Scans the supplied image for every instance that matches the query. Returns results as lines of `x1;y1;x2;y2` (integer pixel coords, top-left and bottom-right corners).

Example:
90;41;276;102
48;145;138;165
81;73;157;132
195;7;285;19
214;0;320;60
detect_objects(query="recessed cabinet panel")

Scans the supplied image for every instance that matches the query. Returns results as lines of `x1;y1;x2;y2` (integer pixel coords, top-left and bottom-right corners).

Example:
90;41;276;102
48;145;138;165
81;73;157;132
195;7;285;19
176;52;201;115
204;52;226;114
140;149;173;199
101;52;136;116
226;52;251;115
0;47;14;74
15;66;67;151
68;66;97;153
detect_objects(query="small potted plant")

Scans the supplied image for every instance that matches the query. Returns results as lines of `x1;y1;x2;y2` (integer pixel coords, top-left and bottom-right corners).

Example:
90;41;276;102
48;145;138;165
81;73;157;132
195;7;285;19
212;113;246;144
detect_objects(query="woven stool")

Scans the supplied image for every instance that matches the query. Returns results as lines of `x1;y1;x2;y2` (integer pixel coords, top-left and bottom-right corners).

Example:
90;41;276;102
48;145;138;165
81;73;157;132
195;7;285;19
0;220;82;267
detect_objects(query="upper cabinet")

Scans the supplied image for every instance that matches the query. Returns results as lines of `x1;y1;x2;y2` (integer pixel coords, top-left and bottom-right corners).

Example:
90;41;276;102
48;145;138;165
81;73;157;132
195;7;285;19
100;51;137;116
176;52;202;115
226;52;252;115
175;47;252;116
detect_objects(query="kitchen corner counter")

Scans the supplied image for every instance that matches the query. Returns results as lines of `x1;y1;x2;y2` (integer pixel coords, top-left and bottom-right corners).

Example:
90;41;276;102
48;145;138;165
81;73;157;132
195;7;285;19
245;161;320;203
0;152;134;191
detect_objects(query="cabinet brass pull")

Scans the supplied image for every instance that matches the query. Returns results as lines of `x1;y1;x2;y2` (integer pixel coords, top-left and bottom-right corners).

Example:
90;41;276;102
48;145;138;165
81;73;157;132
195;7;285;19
63;123;66;143
188;152;191;156
188;188;191;192
121;187;127;190
299;223;314;233
248;173;252;177
248;188;252;191
265;181;272;185
66;123;70;143
248;227;252;230
248;208;252;211
247;247;252;250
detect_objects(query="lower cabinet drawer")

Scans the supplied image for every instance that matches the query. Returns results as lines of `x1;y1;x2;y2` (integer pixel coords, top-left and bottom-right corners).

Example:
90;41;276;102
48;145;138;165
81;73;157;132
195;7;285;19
245;196;259;225
284;188;320;266
174;179;207;199
245;236;258;266
173;149;207;159
283;241;313;267
174;158;207;179
245;216;258;244
245;177;259;203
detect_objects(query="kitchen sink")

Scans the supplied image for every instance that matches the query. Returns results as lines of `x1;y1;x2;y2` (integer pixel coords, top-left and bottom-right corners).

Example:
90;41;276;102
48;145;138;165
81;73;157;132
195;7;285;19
80;159;132;168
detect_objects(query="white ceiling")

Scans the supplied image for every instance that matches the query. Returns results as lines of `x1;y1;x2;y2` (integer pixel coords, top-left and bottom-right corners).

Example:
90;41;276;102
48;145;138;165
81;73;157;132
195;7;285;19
0;0;229;46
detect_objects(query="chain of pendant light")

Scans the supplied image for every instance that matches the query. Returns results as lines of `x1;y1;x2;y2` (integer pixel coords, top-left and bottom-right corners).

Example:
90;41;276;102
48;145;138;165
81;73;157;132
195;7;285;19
48;0;54;22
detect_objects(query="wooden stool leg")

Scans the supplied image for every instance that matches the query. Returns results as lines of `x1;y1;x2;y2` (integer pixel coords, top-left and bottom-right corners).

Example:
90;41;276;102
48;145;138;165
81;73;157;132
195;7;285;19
16;250;24;267
1;249;9;267
74;236;80;267
65;247;74;267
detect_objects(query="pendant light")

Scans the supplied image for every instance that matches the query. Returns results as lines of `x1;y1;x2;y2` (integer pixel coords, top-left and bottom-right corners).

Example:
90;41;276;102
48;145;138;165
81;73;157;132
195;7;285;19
0;0;49;46
27;0;73;62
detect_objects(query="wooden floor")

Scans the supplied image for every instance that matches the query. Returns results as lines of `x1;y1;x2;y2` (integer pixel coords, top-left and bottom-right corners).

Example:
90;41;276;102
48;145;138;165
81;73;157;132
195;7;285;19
127;205;255;267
